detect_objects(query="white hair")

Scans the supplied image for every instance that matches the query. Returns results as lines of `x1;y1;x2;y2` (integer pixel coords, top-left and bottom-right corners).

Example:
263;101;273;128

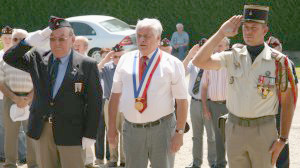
75;36;89;47
12;29;28;38
136;18;163;37
176;23;184;29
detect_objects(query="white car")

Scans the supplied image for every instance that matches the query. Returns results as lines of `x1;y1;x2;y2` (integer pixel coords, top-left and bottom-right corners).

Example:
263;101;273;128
66;15;137;61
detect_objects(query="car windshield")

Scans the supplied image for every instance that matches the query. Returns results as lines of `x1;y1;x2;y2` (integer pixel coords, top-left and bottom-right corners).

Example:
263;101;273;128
99;19;131;32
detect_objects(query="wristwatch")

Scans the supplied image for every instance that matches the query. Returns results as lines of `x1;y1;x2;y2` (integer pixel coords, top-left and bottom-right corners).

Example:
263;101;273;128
176;128;184;135
279;136;288;144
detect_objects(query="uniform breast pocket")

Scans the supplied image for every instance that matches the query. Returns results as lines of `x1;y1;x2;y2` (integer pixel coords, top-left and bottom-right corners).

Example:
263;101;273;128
148;72;169;94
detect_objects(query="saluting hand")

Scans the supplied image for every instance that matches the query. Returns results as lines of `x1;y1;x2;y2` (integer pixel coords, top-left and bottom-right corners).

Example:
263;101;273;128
219;15;243;37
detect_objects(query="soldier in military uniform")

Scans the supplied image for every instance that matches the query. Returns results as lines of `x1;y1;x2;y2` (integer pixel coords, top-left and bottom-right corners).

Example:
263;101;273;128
192;5;297;168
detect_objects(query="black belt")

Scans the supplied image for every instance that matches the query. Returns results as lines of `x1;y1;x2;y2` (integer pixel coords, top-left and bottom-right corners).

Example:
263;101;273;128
212;100;226;104
125;113;174;128
14;92;29;96
191;97;201;101
228;113;275;127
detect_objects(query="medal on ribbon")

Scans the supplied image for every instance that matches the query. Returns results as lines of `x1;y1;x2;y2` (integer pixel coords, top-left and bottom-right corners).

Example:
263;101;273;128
132;48;162;112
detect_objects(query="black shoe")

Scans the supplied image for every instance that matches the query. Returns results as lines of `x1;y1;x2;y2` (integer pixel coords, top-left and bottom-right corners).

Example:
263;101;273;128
0;157;5;162
186;162;200;168
119;162;125;167
19;158;27;164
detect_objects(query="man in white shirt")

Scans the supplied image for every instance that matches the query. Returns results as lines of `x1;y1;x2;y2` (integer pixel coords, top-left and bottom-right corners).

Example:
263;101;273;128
0;26;13;162
107;18;188;168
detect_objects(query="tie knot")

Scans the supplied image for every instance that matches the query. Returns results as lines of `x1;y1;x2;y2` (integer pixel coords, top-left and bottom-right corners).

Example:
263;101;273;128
54;58;61;63
142;56;148;60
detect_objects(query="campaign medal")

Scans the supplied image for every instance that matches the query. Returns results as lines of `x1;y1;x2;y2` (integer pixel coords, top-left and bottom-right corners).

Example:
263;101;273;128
132;48;162;112
257;75;264;94
257;85;262;94
262;87;269;99
135;98;144;111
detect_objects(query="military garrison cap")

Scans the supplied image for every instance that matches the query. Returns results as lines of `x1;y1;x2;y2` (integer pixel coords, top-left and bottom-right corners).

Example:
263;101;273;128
1;26;13;35
243;5;269;24
160;38;170;46
48;16;71;30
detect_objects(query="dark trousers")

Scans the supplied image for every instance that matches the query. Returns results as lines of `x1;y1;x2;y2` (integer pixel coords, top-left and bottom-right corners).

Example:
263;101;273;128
276;110;289;168
95;99;110;160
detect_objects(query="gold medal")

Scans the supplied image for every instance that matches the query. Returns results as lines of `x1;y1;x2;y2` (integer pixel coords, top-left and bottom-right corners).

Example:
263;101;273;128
135;98;144;111
269;91;273;96
257;85;262;93
263;88;269;98
135;102;144;111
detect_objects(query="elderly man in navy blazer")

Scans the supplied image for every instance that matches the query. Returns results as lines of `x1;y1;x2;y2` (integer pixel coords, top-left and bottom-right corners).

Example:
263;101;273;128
3;16;102;168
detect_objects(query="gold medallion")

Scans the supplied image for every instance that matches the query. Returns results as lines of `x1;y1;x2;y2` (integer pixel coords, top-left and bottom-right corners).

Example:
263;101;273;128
263;88;269;97
135;102;144;111
269;91;273;97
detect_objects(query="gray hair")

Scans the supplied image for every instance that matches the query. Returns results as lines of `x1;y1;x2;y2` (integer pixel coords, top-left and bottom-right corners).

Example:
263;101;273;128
176;23;184;29
136;18;163;37
12;29;28;38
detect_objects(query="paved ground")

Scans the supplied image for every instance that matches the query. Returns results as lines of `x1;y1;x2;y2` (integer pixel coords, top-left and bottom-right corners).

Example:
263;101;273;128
1;84;299;168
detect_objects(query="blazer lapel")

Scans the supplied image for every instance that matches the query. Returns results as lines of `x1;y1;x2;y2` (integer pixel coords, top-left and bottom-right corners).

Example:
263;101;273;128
40;52;52;97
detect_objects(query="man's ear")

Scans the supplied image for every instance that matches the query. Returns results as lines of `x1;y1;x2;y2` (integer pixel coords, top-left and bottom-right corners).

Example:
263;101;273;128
263;25;269;36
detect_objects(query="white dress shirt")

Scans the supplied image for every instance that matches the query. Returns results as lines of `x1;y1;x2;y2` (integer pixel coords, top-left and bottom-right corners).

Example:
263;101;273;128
112;49;187;123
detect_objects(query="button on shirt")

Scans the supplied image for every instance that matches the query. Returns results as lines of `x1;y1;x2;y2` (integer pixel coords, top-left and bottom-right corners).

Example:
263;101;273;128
99;61;116;99
215;43;293;118
186;61;203;99
52;52;70;98
111;49;187;123
0;56;33;93
201;68;227;101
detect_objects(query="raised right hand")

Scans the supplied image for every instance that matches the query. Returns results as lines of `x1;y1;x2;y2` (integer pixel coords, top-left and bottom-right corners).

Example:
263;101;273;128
219;15;243;37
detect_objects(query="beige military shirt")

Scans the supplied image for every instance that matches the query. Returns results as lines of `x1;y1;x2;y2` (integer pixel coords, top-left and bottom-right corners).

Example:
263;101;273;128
215;43;292;118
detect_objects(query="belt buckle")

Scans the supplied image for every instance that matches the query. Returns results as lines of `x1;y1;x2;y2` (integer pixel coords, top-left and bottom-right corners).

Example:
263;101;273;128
48;117;53;123
239;119;250;127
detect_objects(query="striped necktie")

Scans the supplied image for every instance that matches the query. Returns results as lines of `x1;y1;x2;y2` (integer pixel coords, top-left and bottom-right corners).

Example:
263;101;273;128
192;69;204;94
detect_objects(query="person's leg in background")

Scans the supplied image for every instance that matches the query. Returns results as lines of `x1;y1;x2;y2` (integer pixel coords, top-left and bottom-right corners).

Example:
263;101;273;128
0;99;5;162
95;98;110;165
22;120;38;168
18;124;26;163
178;46;187;61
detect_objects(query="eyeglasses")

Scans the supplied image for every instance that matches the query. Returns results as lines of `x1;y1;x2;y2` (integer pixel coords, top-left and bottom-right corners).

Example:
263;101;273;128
13;38;23;42
49;37;70;42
